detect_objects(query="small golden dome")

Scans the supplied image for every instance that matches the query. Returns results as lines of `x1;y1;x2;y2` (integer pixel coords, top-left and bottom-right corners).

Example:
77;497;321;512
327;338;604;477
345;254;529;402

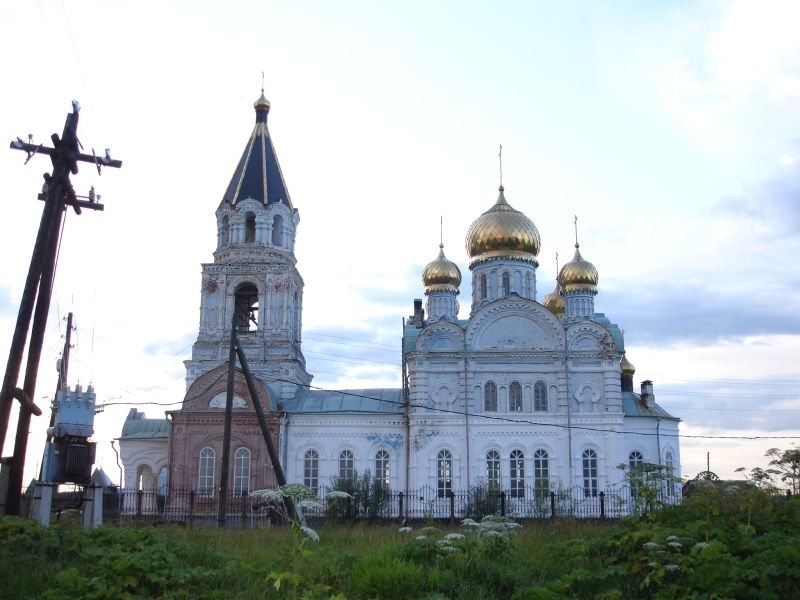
559;244;598;292
620;353;635;376
422;244;462;290
465;187;541;264
254;92;271;111
542;281;565;316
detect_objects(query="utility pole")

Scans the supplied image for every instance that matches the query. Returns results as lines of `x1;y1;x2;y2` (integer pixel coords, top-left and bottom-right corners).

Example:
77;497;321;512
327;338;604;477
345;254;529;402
1;102;121;515
217;307;288;528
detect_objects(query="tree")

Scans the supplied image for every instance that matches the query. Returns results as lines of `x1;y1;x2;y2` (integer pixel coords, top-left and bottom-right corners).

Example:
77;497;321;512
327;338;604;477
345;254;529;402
766;447;800;494
737;447;800;494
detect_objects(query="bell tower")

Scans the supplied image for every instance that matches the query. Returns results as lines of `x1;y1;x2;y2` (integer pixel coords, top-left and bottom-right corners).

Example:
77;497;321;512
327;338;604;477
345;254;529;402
185;92;311;401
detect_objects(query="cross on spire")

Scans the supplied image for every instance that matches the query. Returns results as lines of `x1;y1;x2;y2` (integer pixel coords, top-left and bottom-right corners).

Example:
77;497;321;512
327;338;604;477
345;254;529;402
499;144;503;188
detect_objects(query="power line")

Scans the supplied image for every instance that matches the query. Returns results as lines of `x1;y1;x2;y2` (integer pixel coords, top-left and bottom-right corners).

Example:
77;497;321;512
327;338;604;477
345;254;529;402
304;331;397;351
139;373;800;441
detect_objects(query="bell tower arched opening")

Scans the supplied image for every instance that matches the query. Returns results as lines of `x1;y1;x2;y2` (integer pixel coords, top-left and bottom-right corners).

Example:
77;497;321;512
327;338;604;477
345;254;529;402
235;283;259;332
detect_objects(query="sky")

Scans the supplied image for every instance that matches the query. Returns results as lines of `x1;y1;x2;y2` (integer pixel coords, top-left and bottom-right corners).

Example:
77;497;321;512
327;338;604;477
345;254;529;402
0;0;798;487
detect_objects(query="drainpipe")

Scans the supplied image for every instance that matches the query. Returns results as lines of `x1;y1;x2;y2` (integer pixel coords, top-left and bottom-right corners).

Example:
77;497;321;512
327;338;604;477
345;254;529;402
402;319;411;493
564;331;573;488
110;440;123;489
281;413;290;486
463;345;470;491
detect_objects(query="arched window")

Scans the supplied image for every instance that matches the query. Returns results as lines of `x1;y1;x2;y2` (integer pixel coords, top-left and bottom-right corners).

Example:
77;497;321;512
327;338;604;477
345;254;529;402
198;447;215;496
304;449;319;494
486;450;501;490
628;450;644;495
480;274;487;300
245;212;256;243
338;449;355;481
533;449;549;495
220;215;229;247
157;466;168;496
502;272;511;297
271;214;283;247
665;452;675;496
233;447;251;496
375;450;390;486
235;283;259;332
484;381;498;412
437;449;453;498
582;449;598;497
534;381;548;411
510;450;525;498
509;381;523;412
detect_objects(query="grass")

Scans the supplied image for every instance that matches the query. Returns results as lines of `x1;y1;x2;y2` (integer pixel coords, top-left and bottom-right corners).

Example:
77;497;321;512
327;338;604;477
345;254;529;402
2;488;798;599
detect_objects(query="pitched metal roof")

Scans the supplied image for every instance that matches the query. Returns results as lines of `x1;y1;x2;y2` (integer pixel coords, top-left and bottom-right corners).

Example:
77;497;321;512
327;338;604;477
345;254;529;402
120;408;169;440
284;388;403;414
621;391;679;420
221;94;293;208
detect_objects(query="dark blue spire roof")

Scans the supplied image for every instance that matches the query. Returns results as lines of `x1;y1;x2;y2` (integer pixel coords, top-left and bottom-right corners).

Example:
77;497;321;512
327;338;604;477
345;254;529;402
221;93;293;208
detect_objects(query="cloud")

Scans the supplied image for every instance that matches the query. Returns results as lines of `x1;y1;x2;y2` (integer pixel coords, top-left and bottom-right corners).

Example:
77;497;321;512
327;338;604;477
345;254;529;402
142;331;196;357
658;0;800;152
0;286;14;316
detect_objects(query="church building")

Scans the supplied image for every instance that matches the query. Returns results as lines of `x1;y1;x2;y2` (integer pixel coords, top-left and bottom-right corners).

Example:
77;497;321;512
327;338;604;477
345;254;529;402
120;92;680;505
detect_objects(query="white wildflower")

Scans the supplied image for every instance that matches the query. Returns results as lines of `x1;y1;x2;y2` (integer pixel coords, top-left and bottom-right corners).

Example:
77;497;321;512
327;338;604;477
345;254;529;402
250;489;283;501
420;526;439;535
415;535;427;541
664;564;680;572
279;483;316;499
667;541;682;549
665;536;679;542
445;533;465;540
694;542;710;550
398;526;413;533
326;490;354;501
300;526;319;542
643;542;661;551
299;499;323;511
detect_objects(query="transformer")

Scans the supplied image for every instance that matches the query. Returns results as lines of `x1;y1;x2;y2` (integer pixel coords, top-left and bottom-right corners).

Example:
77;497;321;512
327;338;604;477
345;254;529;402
42;384;97;484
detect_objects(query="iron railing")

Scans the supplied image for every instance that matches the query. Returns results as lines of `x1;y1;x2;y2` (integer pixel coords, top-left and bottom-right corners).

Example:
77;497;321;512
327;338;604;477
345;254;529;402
103;484;686;527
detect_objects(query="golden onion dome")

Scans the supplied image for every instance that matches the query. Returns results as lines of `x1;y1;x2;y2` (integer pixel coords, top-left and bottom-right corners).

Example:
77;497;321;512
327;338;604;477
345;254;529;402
542;281;565;316
620;352;635;376
422;244;462;291
465;186;541;264
559;243;598;292
254;91;271;112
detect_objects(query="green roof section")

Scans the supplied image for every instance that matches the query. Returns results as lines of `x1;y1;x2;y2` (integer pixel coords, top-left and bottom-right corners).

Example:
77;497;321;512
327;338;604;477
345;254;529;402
120;408;170;440
284;388;403;414
594;313;625;351
621;391;679;420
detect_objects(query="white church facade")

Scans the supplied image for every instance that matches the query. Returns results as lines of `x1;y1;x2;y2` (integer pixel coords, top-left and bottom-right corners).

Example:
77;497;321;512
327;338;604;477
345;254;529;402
120;92;680;506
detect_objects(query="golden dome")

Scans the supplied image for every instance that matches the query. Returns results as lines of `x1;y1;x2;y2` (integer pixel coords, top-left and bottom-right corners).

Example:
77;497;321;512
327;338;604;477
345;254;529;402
254;92;271;111
422;244;462;291
465;187;541;264
559;244;598;292
620;353;635;376
542;281;564;316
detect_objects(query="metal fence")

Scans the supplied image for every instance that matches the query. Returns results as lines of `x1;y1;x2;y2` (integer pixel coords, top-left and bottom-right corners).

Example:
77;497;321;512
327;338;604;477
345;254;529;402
103;484;683;527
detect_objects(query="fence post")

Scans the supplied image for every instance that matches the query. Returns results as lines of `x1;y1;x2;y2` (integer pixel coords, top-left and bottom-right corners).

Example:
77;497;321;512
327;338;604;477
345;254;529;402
136;489;143;518
241;491;247;523
188;491;195;528
550;491;556;520
500;491;506;517
398;492;404;523
448;490;455;525
599;491;605;519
